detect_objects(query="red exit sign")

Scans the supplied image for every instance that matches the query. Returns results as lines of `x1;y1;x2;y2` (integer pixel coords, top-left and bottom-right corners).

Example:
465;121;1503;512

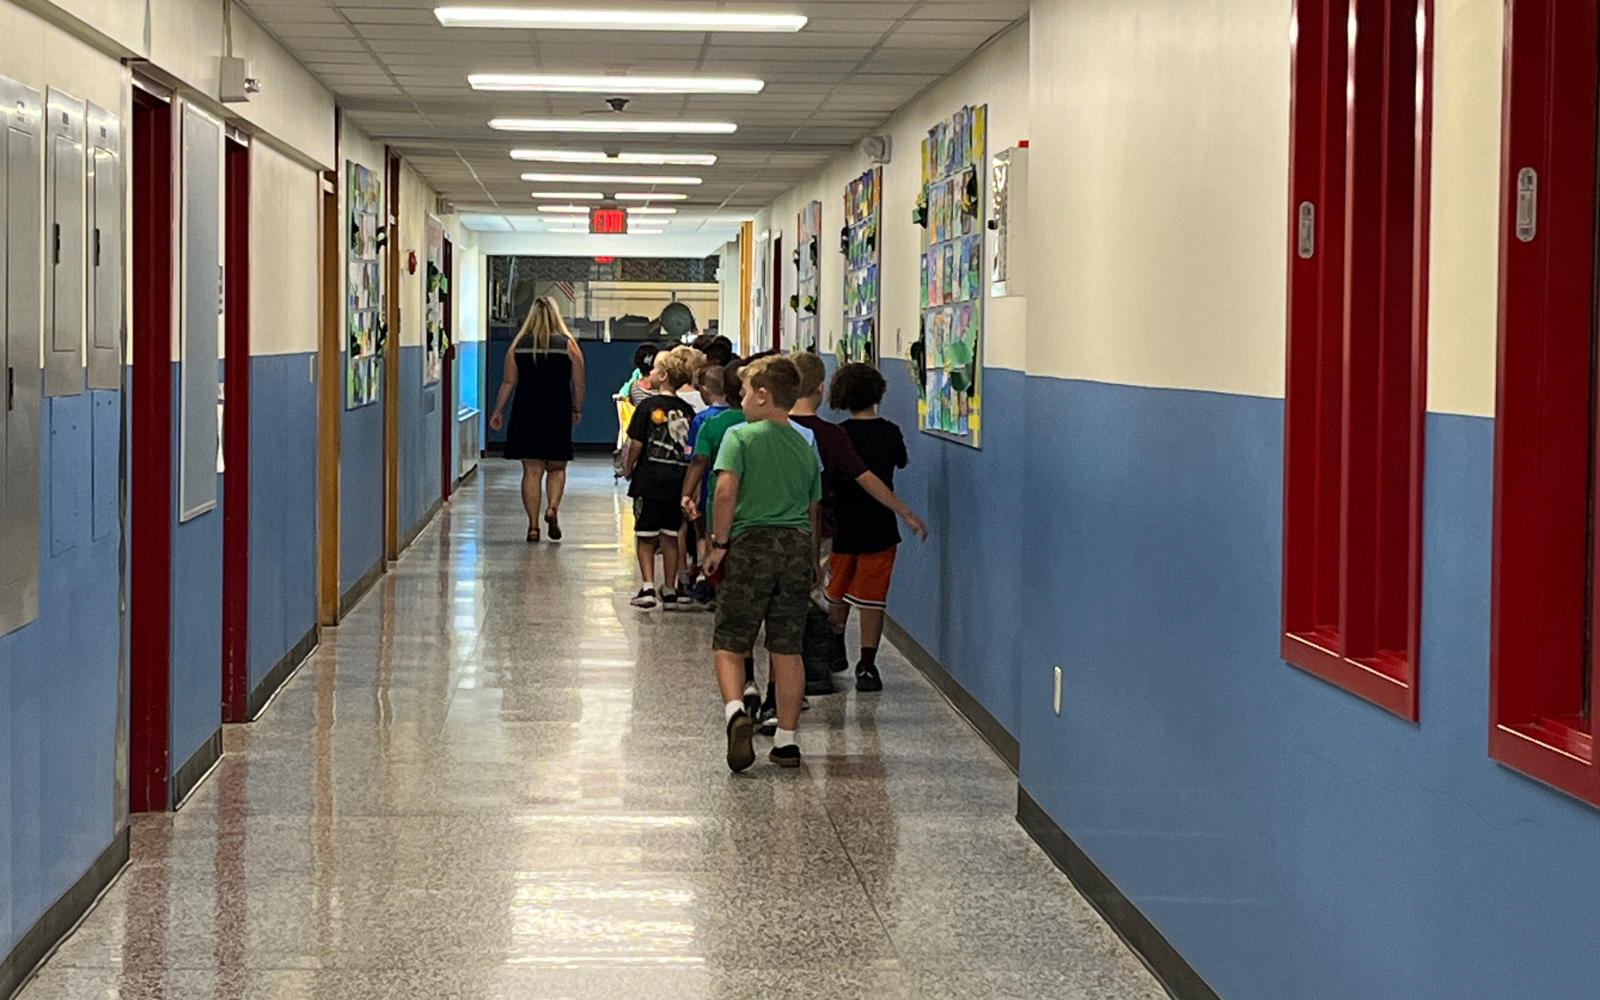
590;207;628;234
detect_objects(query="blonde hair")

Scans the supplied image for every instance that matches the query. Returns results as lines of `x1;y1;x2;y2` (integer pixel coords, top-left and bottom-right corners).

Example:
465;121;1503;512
788;350;827;397
742;356;802;410
512;296;570;355
655;345;700;390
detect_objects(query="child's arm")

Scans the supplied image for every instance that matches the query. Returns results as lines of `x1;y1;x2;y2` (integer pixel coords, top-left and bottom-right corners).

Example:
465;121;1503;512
705;472;741;575
681;454;710;518
853;471;928;540
622;439;643;478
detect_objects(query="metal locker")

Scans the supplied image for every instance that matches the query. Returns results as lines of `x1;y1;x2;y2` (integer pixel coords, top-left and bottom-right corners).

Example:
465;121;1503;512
0;76;42;637
85;103;121;391
43;89;84;398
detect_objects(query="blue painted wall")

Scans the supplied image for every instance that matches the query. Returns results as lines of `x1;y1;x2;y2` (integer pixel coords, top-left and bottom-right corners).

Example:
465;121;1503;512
967;376;1600;1000
247;353;317;687
339;356;384;593
0;382;122;960
398;345;442;538
168;363;222;774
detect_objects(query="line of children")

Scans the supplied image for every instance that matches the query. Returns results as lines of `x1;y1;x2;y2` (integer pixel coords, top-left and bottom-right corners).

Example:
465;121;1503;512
622;347;698;610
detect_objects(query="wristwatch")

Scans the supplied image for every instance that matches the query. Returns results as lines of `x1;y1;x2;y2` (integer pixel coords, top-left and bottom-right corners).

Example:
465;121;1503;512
710;537;730;551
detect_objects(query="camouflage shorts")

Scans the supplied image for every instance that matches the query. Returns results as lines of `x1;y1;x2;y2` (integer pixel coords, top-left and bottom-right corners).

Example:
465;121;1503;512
713;527;814;656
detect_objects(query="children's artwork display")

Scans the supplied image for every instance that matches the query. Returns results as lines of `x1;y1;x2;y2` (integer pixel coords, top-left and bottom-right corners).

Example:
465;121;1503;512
424;215;446;385
841;168;881;365
915;104;986;446
346;161;382;409
794;201;822;351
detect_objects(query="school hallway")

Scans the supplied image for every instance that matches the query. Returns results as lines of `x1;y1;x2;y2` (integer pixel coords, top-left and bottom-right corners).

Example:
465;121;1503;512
14;460;1163;1000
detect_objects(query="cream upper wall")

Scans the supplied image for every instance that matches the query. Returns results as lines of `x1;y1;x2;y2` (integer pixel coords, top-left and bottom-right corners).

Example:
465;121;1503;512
0;3;123;111
1026;0;1291;395
397;160;432;349
755;22;1030;372
1425;0;1502;418
250;142;320;356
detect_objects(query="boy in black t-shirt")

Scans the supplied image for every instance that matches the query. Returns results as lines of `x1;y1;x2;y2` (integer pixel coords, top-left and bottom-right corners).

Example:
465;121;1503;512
825;363;919;691
623;348;698;611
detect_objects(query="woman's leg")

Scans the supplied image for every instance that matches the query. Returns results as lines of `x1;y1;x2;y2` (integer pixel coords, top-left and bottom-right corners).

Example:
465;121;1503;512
520;460;545;528
544;460;568;514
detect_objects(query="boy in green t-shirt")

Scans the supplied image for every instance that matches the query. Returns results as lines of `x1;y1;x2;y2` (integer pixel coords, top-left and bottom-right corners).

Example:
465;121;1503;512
703;356;821;772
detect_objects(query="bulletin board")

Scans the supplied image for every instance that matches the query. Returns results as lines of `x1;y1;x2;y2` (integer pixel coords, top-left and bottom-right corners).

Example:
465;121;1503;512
346;161;382;409
794;200;822;352
916;104;986;446
841;167;880;365
424;214;446;385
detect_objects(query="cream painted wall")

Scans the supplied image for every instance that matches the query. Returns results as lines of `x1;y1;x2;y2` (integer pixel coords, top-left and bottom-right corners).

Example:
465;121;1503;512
754;22;1029;370
249;142;320;356
397;161;432;349
1425;0;1502;418
0;3;124;111
1026;0;1291;394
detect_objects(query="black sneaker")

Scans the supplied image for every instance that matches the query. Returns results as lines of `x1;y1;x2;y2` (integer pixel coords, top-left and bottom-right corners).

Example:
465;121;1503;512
726;711;756;772
769;744;802;768
742;683;761;719
756;690;778;735
661;590;681;612
855;664;883;692
630;588;659;610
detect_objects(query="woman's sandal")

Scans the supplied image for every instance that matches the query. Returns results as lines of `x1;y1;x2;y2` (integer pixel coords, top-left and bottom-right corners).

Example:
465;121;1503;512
526;524;540;543
545;509;563;542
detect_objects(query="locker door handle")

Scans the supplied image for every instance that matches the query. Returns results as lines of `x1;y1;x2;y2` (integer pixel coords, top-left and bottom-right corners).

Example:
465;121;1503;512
52;223;60;265
94;228;101;267
6;366;13;411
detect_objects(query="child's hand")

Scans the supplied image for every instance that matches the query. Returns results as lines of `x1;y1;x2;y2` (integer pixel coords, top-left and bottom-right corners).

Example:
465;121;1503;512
904;511;928;540
489;411;504;432
681;495;699;520
705;549;726;579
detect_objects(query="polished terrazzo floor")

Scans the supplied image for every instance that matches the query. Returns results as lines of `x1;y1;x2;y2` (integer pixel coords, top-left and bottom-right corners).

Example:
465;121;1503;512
19;460;1167;1000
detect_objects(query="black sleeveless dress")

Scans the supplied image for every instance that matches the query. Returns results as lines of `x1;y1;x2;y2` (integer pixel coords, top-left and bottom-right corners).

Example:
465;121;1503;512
504;334;576;461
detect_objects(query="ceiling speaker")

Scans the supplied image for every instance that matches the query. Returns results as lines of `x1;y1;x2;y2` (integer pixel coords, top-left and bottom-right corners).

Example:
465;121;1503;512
860;135;892;165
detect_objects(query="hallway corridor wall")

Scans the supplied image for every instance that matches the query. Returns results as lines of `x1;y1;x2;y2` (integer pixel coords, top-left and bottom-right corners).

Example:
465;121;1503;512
396;160;443;542
337;124;386;598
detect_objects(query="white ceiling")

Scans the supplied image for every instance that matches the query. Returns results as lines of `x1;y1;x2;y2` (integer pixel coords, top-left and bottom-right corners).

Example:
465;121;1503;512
239;0;1028;237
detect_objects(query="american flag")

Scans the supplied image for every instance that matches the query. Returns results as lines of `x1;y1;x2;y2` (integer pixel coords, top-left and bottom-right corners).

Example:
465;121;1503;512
552;281;577;304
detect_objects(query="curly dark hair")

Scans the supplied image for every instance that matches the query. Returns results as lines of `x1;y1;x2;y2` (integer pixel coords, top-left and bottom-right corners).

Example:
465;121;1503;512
828;362;888;414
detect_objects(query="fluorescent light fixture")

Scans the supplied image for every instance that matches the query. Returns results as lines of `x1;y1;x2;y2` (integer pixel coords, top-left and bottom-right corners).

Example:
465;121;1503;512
614;192;688;201
629;228;666;235
491;118;736;134
437;8;807;32
529;191;603;200
536;205;592;214
546;226;591;233
626;207;676;215
511;149;718;166
474;74;762;95
521;172;701;185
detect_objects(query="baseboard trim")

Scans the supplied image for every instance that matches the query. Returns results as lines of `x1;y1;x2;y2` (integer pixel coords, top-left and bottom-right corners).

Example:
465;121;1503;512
1017;789;1222;1000
248;625;319;720
171;727;223;809
0;824;130;1000
884;616;1019;773
399;497;444;553
339;558;385;618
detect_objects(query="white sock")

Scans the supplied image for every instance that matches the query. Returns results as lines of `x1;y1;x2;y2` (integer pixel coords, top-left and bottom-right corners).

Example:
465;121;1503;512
774;728;797;749
725;700;744;724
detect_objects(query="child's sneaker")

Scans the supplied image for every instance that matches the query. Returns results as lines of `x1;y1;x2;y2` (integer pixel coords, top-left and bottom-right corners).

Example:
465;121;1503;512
742;682;761;719
688;578;714;609
855;663;883;692
726;711;755;772
756;689;778;735
769;744;802;768
630;588;659;610
661;590;682;612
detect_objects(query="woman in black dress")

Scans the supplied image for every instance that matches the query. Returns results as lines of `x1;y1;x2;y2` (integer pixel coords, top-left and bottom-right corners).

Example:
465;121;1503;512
489;297;587;542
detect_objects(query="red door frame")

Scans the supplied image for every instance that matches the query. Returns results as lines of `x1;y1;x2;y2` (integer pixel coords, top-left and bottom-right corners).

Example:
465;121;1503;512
222;136;251;722
440;235;454;503
129;87;174;812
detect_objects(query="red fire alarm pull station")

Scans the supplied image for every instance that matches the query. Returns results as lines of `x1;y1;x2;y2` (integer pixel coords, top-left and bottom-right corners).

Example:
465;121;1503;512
590;207;628;234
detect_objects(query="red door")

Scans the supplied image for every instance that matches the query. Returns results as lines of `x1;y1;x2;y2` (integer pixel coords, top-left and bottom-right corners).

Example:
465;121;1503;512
222;136;250;722
440;235;454;503
129;87;174;812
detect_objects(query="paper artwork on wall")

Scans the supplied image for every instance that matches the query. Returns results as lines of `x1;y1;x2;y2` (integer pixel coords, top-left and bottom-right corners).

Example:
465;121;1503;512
841;167;881;366
916;104;986;446
795;200;822;352
425;214;446;385
346;160;383;409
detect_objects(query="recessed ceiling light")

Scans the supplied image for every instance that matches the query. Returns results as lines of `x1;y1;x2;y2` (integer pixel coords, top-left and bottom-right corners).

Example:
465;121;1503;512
511;149;718;166
437;8;807;32
627;207;677;215
614;192;689;201
491;118;736;134
529;191;603;200
474;74;762;95
522;172;702;185
536;205;593;214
